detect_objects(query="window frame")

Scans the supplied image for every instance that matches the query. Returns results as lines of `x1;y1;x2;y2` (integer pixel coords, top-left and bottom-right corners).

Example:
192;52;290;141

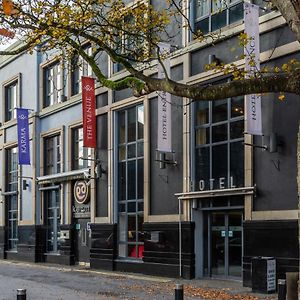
2;73;21;123
70;45;93;96
5;146;19;251
111;0;149;74
193;0;244;35
71;126;92;170
41;59;65;109
43;133;62;175
115;105;145;260
192;80;245;191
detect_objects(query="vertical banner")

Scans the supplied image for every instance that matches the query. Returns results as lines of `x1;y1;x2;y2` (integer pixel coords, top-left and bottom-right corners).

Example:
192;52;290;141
244;3;262;135
157;43;172;152
17;108;30;165
82;76;97;148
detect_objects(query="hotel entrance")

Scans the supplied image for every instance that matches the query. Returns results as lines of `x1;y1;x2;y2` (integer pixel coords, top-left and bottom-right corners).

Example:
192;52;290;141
203;211;243;278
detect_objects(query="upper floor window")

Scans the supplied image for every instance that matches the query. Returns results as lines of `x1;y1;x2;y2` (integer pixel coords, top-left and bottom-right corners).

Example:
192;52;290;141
71;47;92;96
44;135;61;175
194;0;243;35
43;61;64;108
5;81;18;121
72;127;92;170
194;94;244;191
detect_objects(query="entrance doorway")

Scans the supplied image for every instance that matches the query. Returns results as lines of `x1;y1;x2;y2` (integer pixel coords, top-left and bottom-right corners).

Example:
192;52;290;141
204;211;243;278
45;189;61;253
74;218;91;264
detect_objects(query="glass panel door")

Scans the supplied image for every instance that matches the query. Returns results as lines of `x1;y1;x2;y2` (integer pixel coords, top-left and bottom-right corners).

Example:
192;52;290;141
208;210;243;278
211;212;226;276
45;189;61;253
228;212;242;277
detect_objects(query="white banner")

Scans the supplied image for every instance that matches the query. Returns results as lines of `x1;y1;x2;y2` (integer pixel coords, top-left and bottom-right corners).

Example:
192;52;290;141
244;3;262;135
157;43;172;152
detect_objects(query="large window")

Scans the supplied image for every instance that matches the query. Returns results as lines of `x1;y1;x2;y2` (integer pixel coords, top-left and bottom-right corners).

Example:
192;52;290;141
71;47;92;96
43;62;63;107
44;135;61;175
117;105;144;259
194;0;243;34
72;127;92;170
194;94;244;191
6;147;18;250
4;81;18;122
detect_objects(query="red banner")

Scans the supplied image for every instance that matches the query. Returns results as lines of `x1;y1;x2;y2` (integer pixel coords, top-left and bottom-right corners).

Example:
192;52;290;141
82;76;96;148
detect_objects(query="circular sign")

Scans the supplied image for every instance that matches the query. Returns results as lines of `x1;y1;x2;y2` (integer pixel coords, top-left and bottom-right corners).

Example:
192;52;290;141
74;180;89;204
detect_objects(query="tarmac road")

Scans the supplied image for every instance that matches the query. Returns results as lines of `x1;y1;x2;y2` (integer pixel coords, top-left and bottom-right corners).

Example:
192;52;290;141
0;260;276;300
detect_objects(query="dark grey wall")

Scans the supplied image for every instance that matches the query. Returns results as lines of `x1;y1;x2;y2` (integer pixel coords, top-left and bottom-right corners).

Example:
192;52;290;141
254;54;300;211
150;96;183;215
191;25;296;77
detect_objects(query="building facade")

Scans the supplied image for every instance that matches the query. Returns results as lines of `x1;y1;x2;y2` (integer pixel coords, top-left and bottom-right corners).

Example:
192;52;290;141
0;0;299;286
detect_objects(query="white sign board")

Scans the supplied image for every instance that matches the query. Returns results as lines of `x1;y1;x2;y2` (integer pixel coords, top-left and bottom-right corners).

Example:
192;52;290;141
244;3;262;135
157;43;172;152
267;259;276;292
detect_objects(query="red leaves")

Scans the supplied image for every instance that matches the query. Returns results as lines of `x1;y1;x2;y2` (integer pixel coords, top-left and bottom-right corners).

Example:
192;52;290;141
0;28;15;38
2;0;18;16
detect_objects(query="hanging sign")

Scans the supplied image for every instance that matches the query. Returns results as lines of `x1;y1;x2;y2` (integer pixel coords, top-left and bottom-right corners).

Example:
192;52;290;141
74;180;89;204
16;108;30;165
244;3;262;136
157;43;172;153
82;76;97;148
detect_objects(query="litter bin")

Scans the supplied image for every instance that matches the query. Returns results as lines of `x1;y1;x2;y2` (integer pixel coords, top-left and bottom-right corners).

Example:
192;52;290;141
251;256;276;293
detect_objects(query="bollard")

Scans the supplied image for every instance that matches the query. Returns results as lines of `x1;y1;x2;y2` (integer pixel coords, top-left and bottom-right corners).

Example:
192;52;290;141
278;279;286;300
175;284;183;300
17;289;26;300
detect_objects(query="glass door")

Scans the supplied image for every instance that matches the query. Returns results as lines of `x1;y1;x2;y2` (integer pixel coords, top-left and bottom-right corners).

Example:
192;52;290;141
208;211;242;278
45;189;61;253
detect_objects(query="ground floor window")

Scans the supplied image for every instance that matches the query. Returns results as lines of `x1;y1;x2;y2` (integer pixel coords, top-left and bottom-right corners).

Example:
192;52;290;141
6;147;18;251
116;105;144;259
45;189;61;253
7;194;18;250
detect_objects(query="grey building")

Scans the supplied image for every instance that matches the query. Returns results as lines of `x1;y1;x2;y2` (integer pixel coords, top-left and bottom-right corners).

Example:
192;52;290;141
0;0;299;287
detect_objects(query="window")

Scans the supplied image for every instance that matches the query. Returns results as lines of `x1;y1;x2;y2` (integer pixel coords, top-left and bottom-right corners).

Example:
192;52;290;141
4;80;18;122
71;47;92;96
117;105;144;259
194;93;244;191
6;147;18;250
45;189;60;253
113;5;147;73
44;135;61;175
72;127;92;170
43;61;64;107
194;0;243;34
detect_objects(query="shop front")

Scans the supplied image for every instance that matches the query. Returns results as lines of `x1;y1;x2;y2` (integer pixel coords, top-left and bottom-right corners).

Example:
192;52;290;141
72;180;91;265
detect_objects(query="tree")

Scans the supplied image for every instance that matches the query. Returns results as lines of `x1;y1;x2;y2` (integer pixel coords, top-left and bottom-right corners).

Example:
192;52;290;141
0;0;299;295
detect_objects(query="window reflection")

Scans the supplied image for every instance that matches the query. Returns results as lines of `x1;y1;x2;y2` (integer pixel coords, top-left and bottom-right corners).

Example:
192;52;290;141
194;93;244;191
117;105;144;259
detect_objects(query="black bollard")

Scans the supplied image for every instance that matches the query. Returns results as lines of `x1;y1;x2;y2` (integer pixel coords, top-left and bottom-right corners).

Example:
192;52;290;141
175;284;183;300
17;289;26;300
278;279;286;300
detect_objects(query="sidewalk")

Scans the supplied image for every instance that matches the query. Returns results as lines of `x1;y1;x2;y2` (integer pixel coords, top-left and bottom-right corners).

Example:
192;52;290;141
1;260;277;300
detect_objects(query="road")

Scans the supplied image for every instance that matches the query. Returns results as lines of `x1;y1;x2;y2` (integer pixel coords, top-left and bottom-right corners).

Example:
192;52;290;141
0;260;276;300
0;260;177;300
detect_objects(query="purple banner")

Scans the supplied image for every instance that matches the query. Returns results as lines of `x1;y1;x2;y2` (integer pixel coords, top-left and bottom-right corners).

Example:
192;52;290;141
17;108;30;165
